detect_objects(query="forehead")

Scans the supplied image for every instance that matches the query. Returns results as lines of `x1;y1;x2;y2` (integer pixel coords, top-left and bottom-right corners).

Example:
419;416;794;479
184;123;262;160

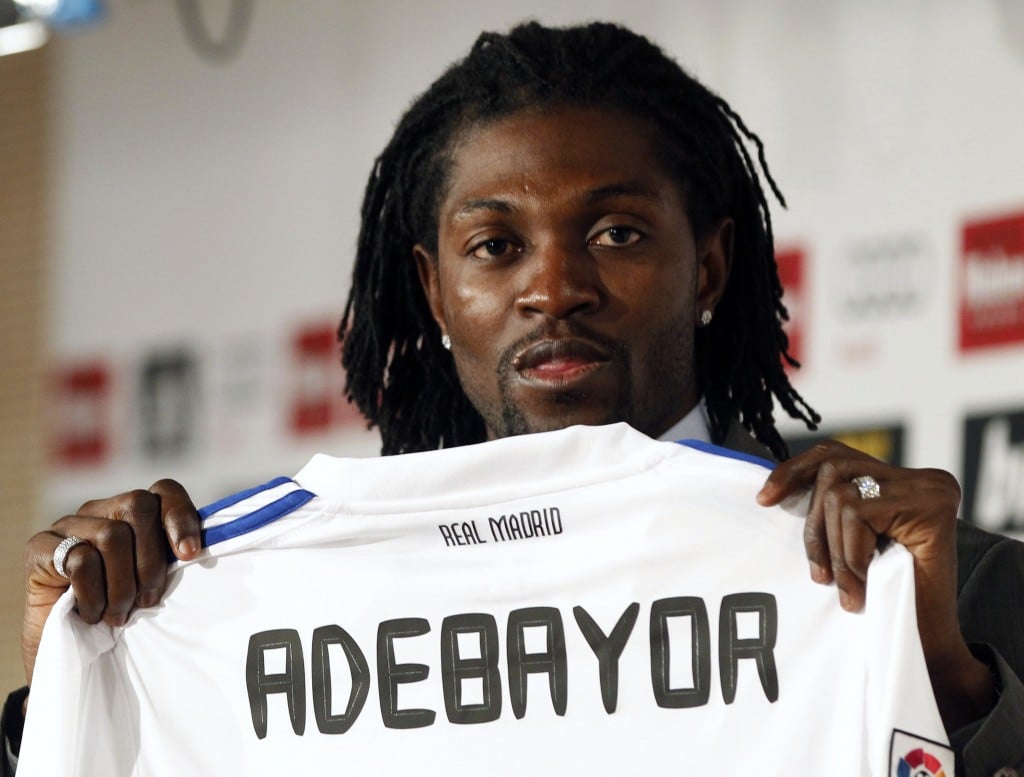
439;104;683;214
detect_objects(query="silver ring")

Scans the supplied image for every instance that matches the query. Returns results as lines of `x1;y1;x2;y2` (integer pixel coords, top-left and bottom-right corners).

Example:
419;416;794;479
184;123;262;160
852;475;881;500
53;536;88;579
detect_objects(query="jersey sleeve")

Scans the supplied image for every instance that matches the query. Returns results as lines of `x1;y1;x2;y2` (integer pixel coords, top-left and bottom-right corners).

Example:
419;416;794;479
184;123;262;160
196;476;317;557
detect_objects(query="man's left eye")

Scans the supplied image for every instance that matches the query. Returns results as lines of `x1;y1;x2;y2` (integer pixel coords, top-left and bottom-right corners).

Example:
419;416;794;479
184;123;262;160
589;226;642;247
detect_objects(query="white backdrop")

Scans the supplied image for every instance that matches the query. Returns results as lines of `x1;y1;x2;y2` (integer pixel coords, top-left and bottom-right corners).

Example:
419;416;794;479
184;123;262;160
42;0;1024;535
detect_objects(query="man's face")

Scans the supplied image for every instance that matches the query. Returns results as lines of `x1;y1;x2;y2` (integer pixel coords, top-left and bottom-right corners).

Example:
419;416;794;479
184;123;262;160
416;104;731;440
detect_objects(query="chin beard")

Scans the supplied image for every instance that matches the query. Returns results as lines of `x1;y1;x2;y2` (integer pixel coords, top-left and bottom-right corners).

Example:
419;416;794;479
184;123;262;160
492;378;634;439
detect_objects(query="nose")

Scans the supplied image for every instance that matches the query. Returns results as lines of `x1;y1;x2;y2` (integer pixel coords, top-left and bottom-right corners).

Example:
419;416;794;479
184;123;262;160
514;241;602;320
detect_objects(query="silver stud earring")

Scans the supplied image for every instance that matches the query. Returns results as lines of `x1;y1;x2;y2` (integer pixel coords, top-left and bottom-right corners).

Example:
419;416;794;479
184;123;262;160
441;334;451;350
700;309;713;327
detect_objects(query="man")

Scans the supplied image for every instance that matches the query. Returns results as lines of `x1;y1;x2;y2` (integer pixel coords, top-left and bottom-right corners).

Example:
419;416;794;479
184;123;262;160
9;21;1024;775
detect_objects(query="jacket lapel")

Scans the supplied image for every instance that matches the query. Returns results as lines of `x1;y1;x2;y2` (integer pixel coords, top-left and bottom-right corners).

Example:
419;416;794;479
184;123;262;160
719;419;778;463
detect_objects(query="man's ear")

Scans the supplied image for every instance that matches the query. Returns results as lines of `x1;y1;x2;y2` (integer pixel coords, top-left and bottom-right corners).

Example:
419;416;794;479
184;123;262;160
696;218;733;314
413;244;448;336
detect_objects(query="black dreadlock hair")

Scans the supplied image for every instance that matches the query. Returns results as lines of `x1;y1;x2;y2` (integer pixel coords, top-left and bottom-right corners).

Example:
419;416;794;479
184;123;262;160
340;20;819;458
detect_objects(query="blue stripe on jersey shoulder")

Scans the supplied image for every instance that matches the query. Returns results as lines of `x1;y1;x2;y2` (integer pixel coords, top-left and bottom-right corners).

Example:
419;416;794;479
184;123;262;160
675;438;775;470
198;476;294;521
201;488;316;548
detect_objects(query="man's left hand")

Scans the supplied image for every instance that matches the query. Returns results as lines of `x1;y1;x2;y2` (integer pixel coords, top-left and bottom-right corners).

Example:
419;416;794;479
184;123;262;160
757;440;996;732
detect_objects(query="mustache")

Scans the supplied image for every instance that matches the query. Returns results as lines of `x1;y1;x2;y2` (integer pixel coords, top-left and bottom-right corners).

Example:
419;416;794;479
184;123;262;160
497;323;623;375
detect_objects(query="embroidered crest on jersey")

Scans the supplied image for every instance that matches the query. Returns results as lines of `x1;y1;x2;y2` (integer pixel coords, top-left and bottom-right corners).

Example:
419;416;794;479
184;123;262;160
198;476;316;547
889;730;956;777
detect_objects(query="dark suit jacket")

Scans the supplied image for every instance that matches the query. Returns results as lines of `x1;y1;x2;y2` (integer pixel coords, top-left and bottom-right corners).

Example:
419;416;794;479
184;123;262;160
952;520;1024;775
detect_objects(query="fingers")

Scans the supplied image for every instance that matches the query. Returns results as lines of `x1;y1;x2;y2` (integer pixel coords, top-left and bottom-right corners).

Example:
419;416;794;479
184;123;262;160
75;481;200;608
23;480;202;684
761;441;937;613
29;483;199;624
816;485;884;612
80;489;167;610
22;521;131;683
758;441;875;505
149;479;202;562
803;456;891;604
49;516;138;625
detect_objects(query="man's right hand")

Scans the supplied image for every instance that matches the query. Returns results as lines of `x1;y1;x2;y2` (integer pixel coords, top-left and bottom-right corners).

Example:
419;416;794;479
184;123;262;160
22;479;201;685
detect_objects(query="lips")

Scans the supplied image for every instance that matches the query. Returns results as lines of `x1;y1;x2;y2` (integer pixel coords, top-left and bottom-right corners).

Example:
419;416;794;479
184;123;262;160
512;338;611;384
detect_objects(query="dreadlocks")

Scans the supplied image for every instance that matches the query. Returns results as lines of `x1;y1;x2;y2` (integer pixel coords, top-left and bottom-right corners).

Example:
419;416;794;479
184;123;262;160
340;20;819;458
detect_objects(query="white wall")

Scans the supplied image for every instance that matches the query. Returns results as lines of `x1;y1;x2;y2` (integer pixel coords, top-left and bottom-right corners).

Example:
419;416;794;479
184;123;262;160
42;0;1024;532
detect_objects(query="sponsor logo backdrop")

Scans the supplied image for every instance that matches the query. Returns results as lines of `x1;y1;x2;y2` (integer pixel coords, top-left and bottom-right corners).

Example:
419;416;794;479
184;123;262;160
38;3;1024;541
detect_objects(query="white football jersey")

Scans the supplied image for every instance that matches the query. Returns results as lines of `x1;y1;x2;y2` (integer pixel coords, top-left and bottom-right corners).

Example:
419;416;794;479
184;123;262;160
20;424;954;776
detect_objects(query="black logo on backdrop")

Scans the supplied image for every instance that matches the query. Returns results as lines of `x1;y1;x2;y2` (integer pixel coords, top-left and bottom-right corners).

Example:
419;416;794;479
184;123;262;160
139;349;199;458
787;424;905;466
962;408;1024;532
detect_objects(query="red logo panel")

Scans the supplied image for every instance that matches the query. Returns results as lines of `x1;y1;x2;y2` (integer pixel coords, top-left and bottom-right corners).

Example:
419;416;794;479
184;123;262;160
775;247;806;367
960;209;1024;351
52;361;111;466
289;323;362;435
